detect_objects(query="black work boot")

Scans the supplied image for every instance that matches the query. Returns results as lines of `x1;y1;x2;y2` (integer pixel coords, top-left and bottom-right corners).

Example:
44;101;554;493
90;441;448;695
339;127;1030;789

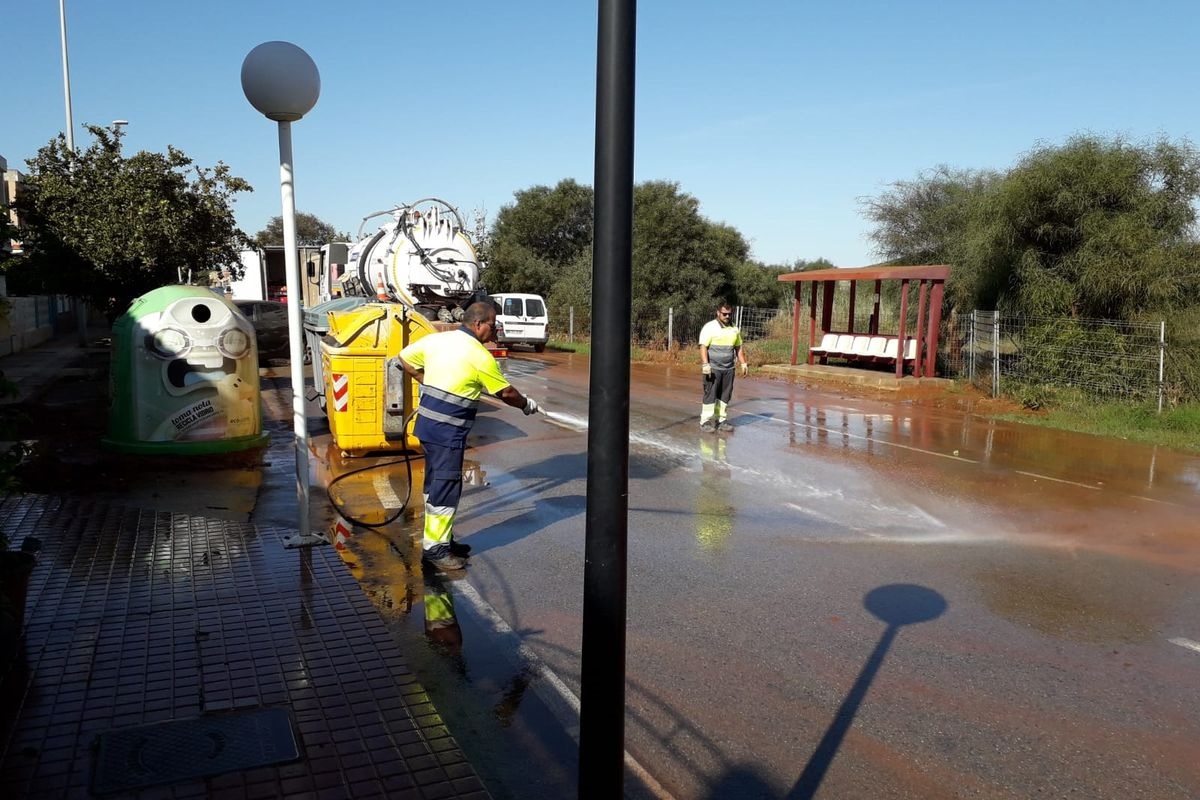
423;544;467;572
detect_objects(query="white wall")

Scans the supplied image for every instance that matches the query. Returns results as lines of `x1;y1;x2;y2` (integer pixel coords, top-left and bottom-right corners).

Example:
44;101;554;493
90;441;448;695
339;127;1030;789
0;296;56;356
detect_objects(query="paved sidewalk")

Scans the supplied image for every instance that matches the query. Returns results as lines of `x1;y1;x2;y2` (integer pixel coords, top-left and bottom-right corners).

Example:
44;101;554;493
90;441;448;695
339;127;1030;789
0;328;108;405
0;332;492;799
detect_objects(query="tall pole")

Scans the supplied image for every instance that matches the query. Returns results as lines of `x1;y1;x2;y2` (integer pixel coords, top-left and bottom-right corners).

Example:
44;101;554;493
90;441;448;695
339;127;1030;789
579;0;635;796
60;0;88;345
278;120;311;544
59;0;75;153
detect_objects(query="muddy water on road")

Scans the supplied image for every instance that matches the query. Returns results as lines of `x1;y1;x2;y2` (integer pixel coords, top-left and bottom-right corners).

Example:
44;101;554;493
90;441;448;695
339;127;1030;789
487;354;1200;798
282;352;1200;799
626;356;1200;566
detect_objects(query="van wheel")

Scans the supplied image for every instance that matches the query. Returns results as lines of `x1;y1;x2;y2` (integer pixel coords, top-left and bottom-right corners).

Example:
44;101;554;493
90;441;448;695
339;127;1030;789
533;343;546;353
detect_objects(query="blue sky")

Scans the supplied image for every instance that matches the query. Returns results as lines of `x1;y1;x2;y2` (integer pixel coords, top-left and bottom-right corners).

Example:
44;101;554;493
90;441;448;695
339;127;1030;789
5;1;1199;268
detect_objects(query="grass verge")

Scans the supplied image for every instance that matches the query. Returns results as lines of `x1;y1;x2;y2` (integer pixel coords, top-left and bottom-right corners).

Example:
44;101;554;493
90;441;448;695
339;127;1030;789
993;399;1200;452
548;339;590;355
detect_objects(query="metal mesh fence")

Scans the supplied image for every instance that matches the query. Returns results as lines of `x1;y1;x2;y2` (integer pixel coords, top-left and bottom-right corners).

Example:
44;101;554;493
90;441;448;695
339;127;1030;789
732;306;788;341
632;305;789;350
559;302;1175;407
941;311;1165;406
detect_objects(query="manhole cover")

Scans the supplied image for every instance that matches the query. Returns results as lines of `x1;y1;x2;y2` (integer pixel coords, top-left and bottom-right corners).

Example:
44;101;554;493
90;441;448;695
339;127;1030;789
91;707;300;795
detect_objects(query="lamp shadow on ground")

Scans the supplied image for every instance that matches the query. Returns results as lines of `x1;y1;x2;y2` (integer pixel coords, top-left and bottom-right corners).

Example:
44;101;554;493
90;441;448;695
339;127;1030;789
701;583;948;800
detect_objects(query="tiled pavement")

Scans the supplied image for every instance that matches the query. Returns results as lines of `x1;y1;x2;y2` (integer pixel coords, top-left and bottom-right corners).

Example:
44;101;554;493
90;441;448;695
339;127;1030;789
0;333;492;799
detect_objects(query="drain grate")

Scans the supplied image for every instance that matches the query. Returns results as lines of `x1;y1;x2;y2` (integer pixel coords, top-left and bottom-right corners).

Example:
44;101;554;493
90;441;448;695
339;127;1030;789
91;707;300;795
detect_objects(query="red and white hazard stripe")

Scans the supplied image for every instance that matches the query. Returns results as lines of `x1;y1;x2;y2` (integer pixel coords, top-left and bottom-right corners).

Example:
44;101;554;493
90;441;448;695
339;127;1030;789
332;373;349;412
333;519;352;551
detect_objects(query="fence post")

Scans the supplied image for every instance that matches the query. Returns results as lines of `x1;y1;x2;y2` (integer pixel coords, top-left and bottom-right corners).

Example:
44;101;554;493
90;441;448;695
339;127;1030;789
992;310;1000;398
667;307;674;351
569;306;575;342
968;310;975;384
1157;320;1166;414
736;306;743;329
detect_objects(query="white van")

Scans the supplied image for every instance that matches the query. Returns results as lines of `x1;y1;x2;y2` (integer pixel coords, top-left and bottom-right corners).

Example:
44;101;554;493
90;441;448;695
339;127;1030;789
491;292;549;352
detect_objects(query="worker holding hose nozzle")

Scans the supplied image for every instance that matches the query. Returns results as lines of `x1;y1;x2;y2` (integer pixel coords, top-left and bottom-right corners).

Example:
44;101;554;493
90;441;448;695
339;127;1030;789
397;301;541;572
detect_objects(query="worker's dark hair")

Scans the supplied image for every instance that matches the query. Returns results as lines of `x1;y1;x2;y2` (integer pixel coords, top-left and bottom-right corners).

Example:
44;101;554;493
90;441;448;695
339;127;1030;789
463;301;497;327
716;300;733;312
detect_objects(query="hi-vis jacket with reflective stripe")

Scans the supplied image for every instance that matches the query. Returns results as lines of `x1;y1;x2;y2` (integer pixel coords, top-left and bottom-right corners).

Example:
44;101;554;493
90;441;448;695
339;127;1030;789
699;319;743;370
399;328;511;446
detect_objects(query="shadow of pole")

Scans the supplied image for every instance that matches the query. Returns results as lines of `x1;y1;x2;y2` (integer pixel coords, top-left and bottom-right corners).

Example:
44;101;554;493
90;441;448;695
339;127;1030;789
787;584;947;800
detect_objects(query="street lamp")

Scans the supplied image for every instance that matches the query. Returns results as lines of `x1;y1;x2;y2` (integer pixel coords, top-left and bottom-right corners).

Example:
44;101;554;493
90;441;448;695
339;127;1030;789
241;41;324;548
58;0;75;152
112;119;128;131
59;0;89;345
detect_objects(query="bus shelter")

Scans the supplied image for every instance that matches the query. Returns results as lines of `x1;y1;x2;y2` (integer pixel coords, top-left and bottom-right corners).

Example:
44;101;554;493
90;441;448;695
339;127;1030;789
777;264;951;378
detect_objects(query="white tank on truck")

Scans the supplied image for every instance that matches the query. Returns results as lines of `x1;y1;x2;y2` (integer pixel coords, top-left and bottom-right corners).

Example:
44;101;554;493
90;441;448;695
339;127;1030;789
337;198;489;320
303;198;506;428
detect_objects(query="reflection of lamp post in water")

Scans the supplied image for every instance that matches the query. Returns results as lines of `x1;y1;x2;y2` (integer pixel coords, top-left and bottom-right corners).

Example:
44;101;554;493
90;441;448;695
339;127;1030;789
789;584;947;799
241;41;324;547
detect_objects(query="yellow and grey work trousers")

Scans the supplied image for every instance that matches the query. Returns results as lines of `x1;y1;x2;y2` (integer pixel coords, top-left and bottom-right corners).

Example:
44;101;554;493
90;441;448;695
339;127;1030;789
700;368;736;424
421;440;466;557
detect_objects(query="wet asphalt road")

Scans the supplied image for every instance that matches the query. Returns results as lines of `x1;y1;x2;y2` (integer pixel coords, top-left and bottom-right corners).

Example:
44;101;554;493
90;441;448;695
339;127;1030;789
307;351;1200;800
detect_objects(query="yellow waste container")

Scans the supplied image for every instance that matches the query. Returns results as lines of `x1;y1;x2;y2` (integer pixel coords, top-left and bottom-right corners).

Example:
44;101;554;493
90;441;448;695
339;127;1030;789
320;302;435;456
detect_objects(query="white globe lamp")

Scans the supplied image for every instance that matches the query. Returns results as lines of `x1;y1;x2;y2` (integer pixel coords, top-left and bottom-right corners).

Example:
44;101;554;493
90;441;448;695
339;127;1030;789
241;41;324;548
241;41;320;122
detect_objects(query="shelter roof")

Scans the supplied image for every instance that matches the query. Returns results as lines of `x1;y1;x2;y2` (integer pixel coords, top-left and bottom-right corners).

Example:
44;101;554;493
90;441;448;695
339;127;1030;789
778;264;951;282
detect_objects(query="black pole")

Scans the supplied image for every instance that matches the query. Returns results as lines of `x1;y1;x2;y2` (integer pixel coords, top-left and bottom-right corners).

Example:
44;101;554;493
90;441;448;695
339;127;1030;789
579;0;635;797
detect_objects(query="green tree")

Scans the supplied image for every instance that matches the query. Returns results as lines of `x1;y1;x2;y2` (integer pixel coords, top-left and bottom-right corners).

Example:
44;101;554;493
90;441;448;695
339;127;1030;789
546;250;594;334
0;205;17;271
631;181;747;335
733;258;833;310
733;261;787;309
861;165;997;268
965;135;1200;318
861;137;1200;319
790;258;836;272
254;212;346;247
489;177;833;337
14;124;251;317
484;179;594;294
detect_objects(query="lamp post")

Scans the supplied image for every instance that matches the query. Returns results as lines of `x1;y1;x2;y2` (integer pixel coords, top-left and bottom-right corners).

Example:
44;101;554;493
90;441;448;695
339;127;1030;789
579;0;636;795
59;0;90;345
58;0;75;153
112;119;128;133
241;41;325;548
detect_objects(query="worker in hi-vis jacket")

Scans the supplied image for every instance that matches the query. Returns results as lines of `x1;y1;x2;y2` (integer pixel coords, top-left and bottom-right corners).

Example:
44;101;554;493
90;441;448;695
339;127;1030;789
397;301;540;572
698;301;749;432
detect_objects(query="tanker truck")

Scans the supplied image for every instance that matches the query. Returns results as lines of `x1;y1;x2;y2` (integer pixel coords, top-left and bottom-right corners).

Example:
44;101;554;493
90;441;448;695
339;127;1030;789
317;198;489;318
303;199;505;456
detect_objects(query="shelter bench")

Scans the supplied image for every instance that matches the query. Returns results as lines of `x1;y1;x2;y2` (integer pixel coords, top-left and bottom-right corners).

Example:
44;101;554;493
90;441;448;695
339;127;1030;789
809;332;917;366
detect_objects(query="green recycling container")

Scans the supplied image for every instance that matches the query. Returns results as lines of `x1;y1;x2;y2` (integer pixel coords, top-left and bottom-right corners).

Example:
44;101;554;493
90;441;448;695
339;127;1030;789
104;285;269;454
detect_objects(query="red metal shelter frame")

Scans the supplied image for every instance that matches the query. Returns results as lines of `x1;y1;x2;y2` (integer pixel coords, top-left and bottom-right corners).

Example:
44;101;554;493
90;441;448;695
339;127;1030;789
777;264;952;378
